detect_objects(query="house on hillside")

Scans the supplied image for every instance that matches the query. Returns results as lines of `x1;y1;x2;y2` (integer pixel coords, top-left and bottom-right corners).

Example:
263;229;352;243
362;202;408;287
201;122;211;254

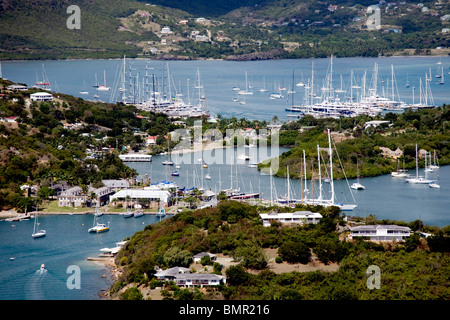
193;252;217;263
379;146;403;159
349;224;411;241
259;211;322;227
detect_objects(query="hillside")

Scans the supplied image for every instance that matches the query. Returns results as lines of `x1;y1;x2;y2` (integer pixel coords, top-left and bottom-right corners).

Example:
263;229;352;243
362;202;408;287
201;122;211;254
0;0;449;60
110;200;450;300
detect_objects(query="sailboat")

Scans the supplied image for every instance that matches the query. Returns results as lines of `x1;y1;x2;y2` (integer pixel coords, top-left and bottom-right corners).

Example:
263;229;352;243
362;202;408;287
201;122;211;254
258;77;268;92
32;206;46;239
79;80;89;95
155;201;166;217
303;129;357;211
88;214;110;233
238;71;253;95
205;173;211;180
97;70;111;91
34;64;51;90
391;159;410;178
88;216;109;233
350;162;365;190
439;65;444;85
123;189;134;218
162;138;174;165
406;144;433;184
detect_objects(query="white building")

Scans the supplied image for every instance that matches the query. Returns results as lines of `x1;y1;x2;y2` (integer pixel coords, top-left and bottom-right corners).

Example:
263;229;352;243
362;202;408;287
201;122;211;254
161;26;172;34
175;273;225;287
30;92;53;102
7;84;28;91
193;252;217;263
259;211;322;227
119;153;152;162
349;224;411;241
109;187;171;204
154;266;225;287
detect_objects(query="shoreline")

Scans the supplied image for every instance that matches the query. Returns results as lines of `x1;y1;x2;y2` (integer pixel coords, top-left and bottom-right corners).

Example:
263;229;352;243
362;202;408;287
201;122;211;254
2;53;450;62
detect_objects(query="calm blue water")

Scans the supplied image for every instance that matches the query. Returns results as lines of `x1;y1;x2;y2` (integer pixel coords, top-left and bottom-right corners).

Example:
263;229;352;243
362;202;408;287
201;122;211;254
2;56;450;121
0;214;170;300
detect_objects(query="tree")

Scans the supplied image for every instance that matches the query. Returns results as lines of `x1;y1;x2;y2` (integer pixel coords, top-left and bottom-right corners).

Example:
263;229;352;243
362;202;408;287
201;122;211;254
225;265;249;285
278;240;311;264
120;287;143;300
163;246;193;267
232;242;267;269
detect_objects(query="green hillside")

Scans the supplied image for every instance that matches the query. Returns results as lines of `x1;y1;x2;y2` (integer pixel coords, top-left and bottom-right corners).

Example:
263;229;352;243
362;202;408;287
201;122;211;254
0;0;449;60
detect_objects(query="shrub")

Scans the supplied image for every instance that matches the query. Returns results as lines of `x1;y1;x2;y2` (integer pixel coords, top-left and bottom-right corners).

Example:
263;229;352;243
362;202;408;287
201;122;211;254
120;287;143;300
278;241;311;264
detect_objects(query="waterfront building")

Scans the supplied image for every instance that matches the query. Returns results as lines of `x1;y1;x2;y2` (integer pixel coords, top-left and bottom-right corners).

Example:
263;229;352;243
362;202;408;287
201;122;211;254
118;153;152;162
154;266;225;287
259;211;322;227
109;187;171;205
58;186;86;207
349;224;411;241
102;179;130;191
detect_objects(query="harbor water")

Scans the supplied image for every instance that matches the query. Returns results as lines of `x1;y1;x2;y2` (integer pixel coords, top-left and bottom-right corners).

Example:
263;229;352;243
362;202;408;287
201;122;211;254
0;214;170;300
2;56;450;121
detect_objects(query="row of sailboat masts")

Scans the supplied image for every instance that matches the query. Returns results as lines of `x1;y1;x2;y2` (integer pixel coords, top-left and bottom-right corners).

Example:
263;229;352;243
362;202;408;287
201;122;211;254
113;57;206;110
294;59;411;107
276;129;356;209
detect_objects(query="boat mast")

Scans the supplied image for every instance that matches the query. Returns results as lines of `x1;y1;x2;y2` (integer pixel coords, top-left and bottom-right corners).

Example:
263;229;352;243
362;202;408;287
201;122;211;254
303;149;308;195
317;144;322;201
415;143;418;179
328;129;335;204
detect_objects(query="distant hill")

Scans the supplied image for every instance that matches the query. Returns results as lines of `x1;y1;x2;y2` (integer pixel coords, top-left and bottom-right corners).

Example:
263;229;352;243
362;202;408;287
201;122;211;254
0;0;448;60
135;0;268;17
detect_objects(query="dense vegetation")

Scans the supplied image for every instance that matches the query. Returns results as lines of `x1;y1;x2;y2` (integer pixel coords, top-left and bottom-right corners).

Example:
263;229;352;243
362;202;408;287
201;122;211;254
111;200;450;300
262;105;450;179
0;0;448;60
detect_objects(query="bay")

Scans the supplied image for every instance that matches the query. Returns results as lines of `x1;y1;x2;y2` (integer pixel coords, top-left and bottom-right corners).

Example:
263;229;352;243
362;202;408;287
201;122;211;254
0;214;170;300
2;56;449;121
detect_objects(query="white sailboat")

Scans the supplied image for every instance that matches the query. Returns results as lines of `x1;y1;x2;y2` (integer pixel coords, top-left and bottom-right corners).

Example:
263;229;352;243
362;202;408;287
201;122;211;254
156;200;166;217
258;77;268;92
303;129;357;211
123;188;134;218
32;206;46;239
238;71;253;95
391;159;410;178
162;138;174;165
97;70;111;91
79;80;89;95
88;204;110;232
406;144;433;184
350;163;365;190
88;216;110;233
